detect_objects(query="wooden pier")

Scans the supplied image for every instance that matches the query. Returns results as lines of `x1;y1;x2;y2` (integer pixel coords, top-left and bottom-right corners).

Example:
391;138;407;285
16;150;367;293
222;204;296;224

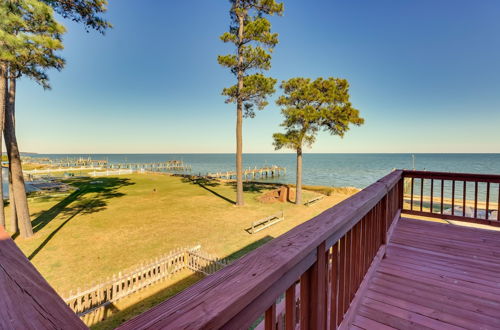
207;165;286;180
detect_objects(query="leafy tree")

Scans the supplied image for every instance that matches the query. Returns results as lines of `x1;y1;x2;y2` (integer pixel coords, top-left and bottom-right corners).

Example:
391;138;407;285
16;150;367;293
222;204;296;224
218;0;283;206
1;0;65;237
273;77;364;204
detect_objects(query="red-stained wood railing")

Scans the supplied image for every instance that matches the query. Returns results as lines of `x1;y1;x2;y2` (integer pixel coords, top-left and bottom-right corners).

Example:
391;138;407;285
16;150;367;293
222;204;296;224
403;170;500;227
118;170;403;330
0;227;87;329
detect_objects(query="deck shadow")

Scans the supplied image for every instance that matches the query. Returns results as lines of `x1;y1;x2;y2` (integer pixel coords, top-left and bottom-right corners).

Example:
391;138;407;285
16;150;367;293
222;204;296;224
90;236;274;329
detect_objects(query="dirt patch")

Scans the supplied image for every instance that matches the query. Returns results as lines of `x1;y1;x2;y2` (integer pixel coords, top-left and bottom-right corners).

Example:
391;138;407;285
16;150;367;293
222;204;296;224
258;186;288;203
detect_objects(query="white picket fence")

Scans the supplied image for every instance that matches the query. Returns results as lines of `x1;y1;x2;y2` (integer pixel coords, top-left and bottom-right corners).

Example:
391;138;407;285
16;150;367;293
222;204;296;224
63;245;228;325
90;169;134;177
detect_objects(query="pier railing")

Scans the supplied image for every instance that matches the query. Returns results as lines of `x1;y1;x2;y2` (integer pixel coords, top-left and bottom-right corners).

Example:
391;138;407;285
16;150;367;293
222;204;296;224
402;170;500;226
118;170;403;329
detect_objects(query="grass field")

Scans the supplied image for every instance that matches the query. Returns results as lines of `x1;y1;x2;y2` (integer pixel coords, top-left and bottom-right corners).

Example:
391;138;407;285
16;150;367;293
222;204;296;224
6;173;354;327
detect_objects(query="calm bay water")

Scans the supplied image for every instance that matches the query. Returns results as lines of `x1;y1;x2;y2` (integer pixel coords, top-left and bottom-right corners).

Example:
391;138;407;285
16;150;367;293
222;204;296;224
32;153;500;189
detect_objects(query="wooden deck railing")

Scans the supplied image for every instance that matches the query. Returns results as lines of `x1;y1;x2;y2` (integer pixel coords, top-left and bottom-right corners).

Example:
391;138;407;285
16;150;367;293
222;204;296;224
118;170;403;329
402;170;500;227
5;169;500;329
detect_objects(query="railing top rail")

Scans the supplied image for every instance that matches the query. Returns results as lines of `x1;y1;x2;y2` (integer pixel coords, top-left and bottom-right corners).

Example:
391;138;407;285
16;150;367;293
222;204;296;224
402;170;500;183
118;170;403;330
0;228;86;329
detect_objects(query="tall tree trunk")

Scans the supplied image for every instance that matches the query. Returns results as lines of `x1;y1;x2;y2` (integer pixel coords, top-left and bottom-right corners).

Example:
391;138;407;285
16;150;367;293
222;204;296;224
9;171;18;234
295;147;303;205
0;63;7;229
235;13;245;206
5;77;33;238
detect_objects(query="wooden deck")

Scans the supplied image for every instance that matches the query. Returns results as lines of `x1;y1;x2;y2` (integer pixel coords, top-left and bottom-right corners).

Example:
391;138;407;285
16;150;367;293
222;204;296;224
350;217;500;330
2;170;500;329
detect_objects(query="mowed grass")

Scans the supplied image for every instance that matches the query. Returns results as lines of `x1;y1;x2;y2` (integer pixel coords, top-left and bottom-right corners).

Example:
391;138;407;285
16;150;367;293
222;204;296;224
8;173;353;296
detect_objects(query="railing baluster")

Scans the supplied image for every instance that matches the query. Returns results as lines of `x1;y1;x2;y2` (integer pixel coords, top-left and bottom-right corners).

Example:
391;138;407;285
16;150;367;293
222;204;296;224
344;231;352;313
265;303;276;330
440;180;444;214
463;181;467;217
356;221;363;288
329;243;338;330
312;242;327;330
452;180;455;215
498;184;500;221
350;224;359;301
486;182;490;220
474;181;478;219
300;270;311;330
410;177;414;210
398;178;404;210
285;284;295;330
420;178;424;212
430;179;434;213
338;236;346;322
353;223;360;297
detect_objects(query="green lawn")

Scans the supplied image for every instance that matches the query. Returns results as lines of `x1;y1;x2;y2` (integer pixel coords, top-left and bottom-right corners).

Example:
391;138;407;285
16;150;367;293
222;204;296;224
6;173;353;326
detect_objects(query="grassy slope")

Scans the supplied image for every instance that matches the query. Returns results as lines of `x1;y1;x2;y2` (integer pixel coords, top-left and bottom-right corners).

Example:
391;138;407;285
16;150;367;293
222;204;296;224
9;174;352;295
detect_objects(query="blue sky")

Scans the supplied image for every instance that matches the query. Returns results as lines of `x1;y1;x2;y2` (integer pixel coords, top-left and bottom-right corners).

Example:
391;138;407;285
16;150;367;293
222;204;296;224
16;0;500;153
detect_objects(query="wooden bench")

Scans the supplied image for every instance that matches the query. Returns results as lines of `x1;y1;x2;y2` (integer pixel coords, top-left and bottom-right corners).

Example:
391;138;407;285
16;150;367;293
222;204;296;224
248;211;284;234
304;195;325;206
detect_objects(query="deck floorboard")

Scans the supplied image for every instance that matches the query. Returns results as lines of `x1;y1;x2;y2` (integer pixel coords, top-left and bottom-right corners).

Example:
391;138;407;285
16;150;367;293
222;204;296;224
350;217;500;330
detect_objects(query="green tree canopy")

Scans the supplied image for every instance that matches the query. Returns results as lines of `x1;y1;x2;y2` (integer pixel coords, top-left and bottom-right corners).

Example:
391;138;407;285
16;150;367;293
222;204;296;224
0;0;65;88
273;77;364;151
218;0;283;117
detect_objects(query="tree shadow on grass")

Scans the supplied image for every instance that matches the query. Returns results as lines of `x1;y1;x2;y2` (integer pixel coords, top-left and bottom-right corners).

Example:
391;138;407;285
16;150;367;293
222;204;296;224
181;176;236;205
225;181;275;194
27;177;134;260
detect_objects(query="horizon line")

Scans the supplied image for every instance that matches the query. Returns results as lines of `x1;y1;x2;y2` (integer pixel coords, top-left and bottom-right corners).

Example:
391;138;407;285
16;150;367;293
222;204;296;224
20;152;500;155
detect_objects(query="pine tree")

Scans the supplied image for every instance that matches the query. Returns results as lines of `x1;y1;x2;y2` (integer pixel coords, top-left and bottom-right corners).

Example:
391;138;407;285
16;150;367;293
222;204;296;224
1;0;110;237
0;0;65;237
218;0;283;206
273;77;364;204
42;0;111;33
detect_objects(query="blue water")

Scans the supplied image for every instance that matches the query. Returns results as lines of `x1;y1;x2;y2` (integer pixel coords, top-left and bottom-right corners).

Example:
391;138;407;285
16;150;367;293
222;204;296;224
30;154;500;189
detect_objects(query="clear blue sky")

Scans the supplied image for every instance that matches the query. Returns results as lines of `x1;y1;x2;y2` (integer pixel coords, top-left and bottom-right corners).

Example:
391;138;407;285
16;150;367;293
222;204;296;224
16;0;500;153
